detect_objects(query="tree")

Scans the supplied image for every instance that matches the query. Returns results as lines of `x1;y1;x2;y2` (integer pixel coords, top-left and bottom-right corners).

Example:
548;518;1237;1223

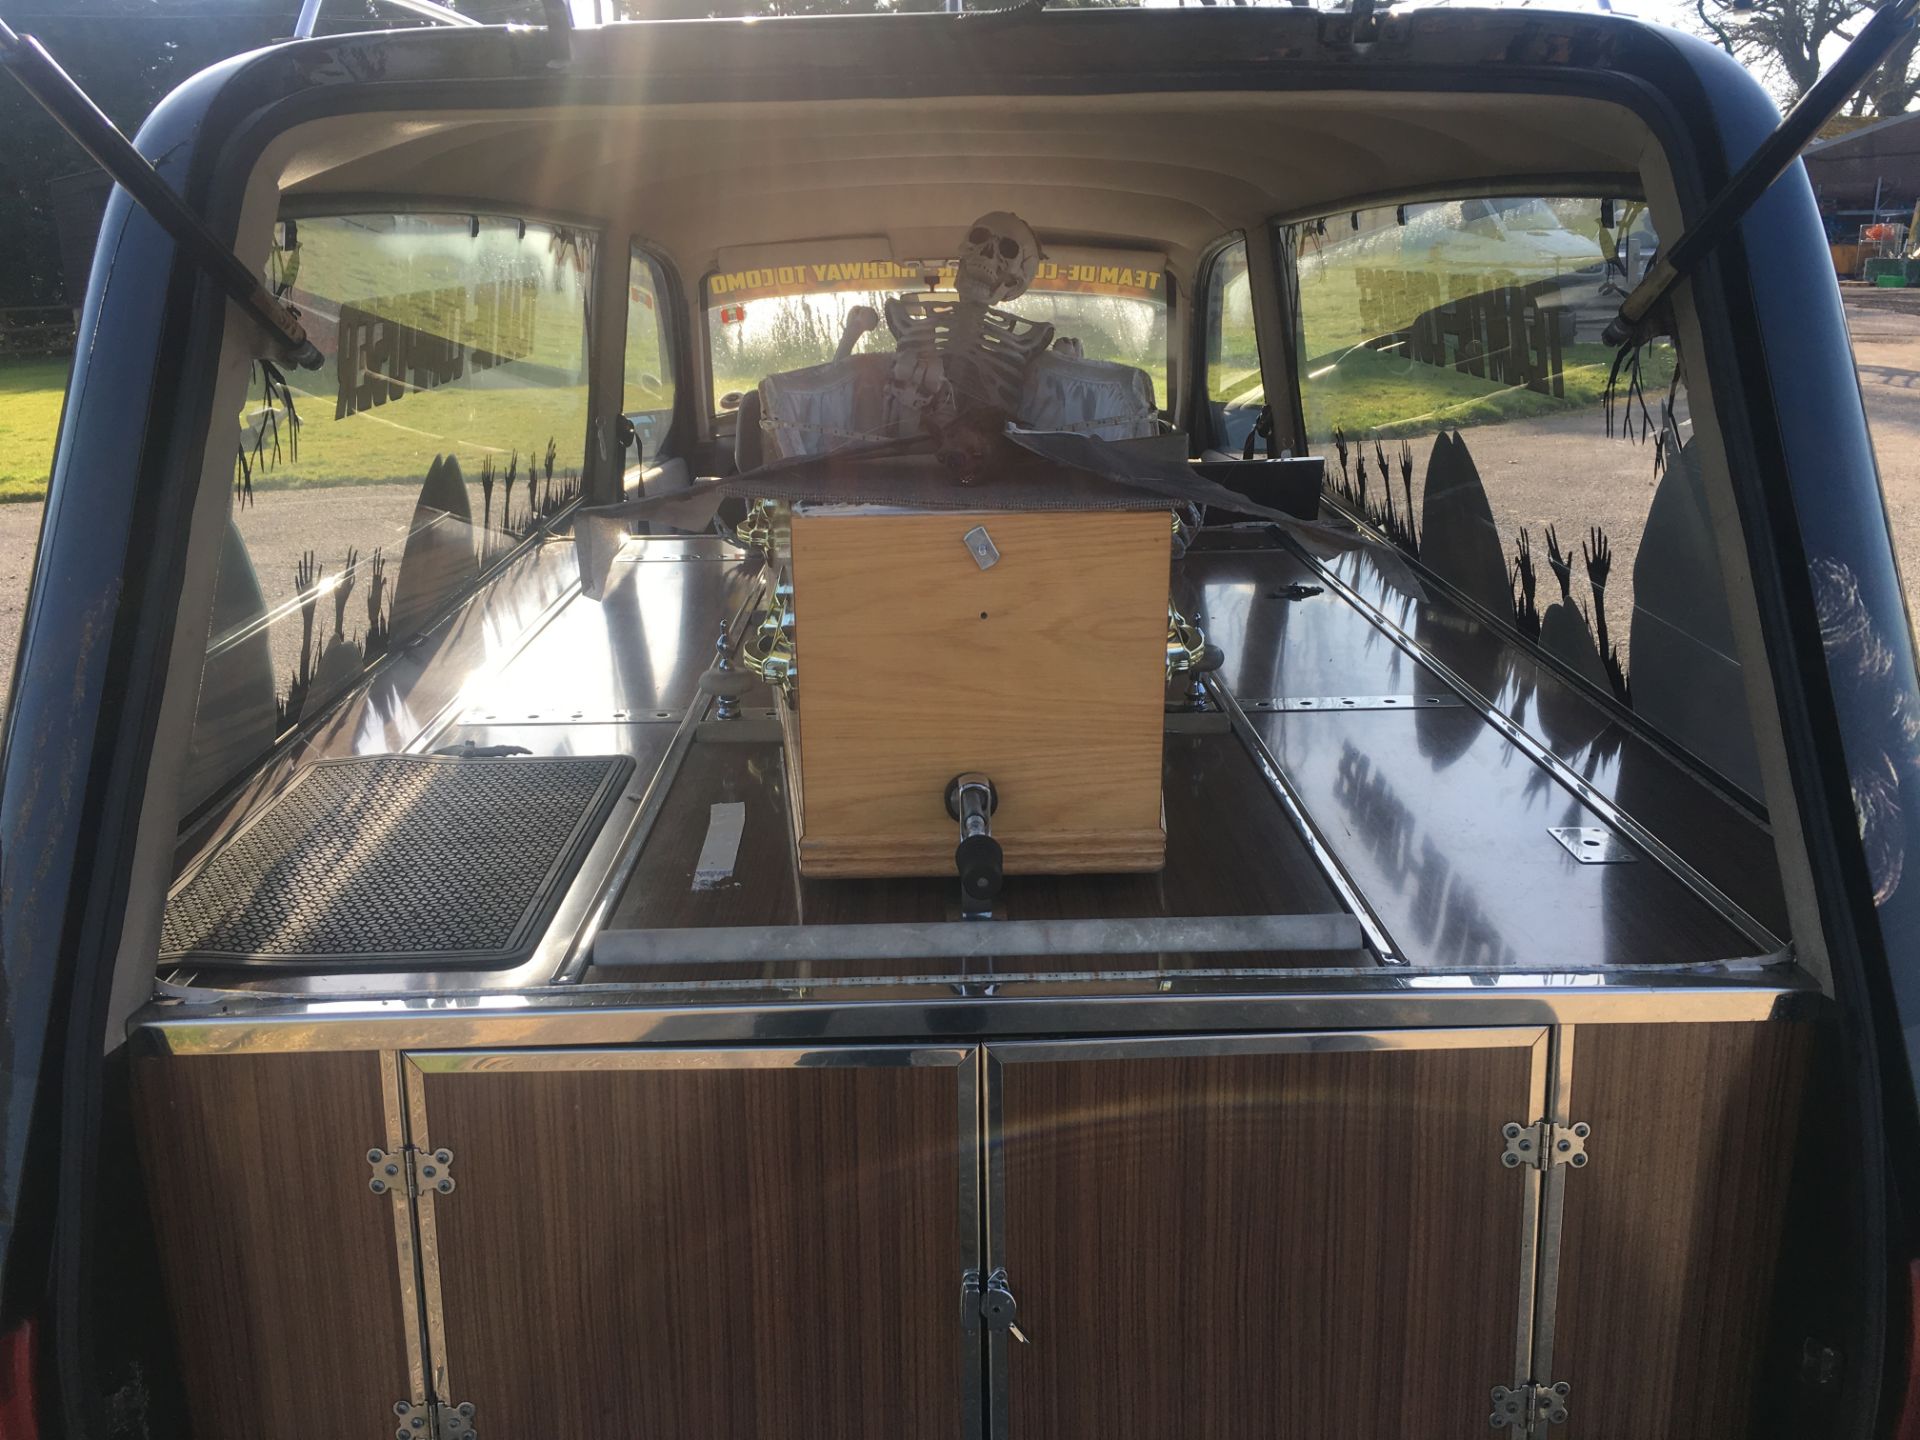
0;1;303;306
1691;0;1920;115
0;0;526;307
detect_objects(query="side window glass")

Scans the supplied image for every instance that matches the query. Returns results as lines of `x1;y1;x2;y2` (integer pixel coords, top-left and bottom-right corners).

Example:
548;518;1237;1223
1204;240;1262;455
1293;197;1762;799
702;247;1169;420
183;212;595;815
0;335;69;731
623;247;677;471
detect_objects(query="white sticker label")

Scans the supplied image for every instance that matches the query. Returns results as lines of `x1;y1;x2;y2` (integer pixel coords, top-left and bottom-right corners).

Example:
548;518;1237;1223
692;801;747;890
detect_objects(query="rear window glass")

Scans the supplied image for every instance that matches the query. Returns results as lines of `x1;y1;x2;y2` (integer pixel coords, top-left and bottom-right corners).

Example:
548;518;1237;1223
1290;196;1766;800
705;248;1168;407
181;211;596;816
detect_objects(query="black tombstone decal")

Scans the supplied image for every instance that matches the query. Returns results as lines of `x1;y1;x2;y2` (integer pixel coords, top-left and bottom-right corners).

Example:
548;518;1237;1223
1417;431;1510;617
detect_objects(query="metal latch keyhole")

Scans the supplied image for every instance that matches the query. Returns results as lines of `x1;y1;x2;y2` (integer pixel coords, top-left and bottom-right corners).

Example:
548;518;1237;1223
983;1281;1029;1344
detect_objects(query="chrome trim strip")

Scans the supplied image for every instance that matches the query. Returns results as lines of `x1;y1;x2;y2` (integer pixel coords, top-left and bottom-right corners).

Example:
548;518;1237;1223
1513;1031;1550;1389
984;1026;1546;1064
550;693;706;983
591;914;1364;967
148;956;1789;1003
1206;673;1403;963
401;1057;454;1408
406;1044;973;1073
1294;546;1785;956
467;958;1782;994
131;974;1820;1055
961;1048;987;1440
381;1052;430;1408
1531;1025;1577;1384
982;1047;1010;1440
1238;693;1465;713
456;708;698;726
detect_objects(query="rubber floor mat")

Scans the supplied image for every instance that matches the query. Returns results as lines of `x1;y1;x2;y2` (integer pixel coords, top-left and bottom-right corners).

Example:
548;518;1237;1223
162;753;634;970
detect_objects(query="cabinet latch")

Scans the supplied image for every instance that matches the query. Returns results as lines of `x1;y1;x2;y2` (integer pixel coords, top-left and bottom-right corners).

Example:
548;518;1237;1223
962;1268;1029;1343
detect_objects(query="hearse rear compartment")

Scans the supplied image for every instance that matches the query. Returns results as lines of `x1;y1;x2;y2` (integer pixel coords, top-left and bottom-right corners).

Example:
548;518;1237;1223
8;7;1892;1439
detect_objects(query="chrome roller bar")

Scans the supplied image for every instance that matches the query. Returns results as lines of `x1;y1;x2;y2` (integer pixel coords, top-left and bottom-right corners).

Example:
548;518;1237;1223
592;913;1366;968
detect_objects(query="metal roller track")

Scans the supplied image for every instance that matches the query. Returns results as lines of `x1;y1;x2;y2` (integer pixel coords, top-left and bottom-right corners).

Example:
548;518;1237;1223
592;913;1365;968
1206;673;1405;964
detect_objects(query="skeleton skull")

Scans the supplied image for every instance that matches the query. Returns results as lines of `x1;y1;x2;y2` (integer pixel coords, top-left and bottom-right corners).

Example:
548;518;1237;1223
954;212;1041;306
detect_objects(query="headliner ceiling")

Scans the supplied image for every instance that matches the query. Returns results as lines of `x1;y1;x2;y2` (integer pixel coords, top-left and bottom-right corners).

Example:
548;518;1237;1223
275;89;1654;282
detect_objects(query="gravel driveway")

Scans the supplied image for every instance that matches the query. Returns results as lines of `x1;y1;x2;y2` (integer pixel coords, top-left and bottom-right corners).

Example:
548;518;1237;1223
0;483;427;718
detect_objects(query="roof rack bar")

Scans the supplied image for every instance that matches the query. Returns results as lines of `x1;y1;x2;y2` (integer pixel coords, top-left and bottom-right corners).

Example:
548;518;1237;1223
293;0;484;40
1603;0;1920;346
0;15;322;369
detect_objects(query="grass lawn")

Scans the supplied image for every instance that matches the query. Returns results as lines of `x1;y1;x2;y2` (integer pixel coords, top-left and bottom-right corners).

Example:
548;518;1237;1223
0;338;1666;504
259;373;590;491
0;359;70;502
1301;340;1676;441
0;359;590;503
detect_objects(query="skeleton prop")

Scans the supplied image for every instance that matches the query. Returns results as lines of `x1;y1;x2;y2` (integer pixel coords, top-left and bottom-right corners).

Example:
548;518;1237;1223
887;211;1055;422
754;211;1157;464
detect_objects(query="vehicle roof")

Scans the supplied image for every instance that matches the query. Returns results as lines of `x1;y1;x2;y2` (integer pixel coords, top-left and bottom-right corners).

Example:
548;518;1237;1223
145;7;1776;287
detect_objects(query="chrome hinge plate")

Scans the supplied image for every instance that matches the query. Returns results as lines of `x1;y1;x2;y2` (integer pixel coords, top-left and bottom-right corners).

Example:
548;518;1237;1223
391;1399;476;1440
1500;1120;1590;1171
367;1145;456;1197
1490;1380;1570;1432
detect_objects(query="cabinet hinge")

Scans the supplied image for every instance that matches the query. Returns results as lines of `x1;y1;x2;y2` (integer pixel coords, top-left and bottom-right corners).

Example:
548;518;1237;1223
366;1145;455;1198
1489;1380;1570;1433
391;1399;476;1440
961;1268;1029;1343
1500;1120;1590;1171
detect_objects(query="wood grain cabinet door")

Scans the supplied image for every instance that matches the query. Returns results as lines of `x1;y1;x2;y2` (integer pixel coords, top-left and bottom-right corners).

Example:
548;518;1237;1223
1548;1022;1811;1440
132;1052;419;1440
986;1031;1547;1440
405;1045;978;1440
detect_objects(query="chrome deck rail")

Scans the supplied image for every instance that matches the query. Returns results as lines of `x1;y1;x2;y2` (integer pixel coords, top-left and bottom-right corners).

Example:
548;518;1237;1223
591;913;1366;968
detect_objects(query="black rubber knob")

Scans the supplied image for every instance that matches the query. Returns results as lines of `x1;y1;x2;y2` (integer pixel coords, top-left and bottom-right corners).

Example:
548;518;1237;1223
956;833;1004;904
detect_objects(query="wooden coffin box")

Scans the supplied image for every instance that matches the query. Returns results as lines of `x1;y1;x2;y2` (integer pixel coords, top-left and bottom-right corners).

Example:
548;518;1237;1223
781;505;1171;878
